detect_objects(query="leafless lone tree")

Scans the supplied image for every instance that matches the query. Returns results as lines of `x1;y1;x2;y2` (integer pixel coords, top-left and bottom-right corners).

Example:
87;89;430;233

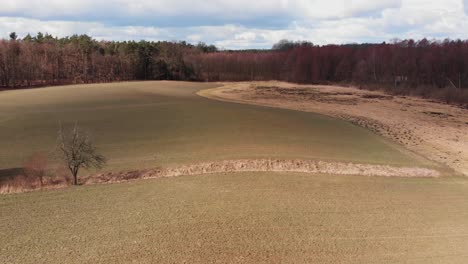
57;124;106;185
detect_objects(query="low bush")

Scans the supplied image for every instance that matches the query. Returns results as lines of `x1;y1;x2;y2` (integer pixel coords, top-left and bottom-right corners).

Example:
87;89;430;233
23;151;48;186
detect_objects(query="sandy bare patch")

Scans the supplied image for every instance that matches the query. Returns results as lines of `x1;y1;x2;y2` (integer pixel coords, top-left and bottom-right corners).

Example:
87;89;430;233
86;159;439;185
199;82;468;176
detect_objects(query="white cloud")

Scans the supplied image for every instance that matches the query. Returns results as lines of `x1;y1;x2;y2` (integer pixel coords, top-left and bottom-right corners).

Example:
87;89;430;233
291;0;401;19
382;0;463;27
0;0;401;21
1;0;468;49
0;17;102;37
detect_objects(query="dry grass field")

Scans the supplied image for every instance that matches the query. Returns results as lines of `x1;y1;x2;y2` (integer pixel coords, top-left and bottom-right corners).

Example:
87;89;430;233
0;81;464;263
2;172;468;263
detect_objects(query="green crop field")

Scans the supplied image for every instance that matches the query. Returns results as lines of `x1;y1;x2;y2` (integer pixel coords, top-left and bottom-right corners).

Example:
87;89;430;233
0;81;430;173
1;81;464;263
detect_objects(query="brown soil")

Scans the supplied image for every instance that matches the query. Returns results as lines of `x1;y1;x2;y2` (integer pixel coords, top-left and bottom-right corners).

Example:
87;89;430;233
199;82;468;176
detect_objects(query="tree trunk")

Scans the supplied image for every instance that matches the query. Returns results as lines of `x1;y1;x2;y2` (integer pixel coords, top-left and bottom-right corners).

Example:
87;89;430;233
72;168;79;185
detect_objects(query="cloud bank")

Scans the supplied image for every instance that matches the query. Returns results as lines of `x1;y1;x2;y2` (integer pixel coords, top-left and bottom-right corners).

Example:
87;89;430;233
1;0;467;49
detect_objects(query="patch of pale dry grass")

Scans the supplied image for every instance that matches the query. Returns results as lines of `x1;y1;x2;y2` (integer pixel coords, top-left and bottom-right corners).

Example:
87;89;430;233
86;159;440;185
3;159;440;194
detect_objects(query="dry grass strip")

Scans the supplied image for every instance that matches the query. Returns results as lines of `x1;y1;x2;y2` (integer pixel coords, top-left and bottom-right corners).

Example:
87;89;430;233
87;159;440;185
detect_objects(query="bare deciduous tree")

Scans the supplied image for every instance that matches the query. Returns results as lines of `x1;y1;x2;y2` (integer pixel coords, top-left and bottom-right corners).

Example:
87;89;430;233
57;124;106;185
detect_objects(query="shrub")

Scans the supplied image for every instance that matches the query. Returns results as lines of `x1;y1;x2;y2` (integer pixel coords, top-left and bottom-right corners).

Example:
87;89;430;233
23;151;48;186
0;175;35;194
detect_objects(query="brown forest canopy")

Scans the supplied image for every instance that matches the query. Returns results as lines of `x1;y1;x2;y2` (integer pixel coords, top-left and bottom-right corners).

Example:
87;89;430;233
0;33;210;87
1;34;467;105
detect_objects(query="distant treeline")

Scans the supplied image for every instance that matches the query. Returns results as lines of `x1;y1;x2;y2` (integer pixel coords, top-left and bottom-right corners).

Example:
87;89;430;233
188;39;468;106
1;33;467;106
0;32;216;87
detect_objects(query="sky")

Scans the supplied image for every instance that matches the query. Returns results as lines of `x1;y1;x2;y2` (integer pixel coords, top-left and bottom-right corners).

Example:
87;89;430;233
1;0;468;49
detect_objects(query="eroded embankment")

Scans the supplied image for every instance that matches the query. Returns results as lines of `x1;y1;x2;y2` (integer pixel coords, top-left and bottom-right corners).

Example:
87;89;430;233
86;159;440;185
0;159;441;194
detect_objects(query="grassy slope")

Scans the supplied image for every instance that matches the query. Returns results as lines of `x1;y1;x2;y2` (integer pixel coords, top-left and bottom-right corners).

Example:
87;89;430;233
0;82;464;263
0;81;430;174
1;172;468;263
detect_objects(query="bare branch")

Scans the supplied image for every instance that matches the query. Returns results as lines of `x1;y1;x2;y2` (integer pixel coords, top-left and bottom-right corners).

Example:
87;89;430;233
56;123;106;185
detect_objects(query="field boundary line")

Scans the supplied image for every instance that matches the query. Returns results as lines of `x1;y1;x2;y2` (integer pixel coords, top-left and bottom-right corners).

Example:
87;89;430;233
87;159;440;185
